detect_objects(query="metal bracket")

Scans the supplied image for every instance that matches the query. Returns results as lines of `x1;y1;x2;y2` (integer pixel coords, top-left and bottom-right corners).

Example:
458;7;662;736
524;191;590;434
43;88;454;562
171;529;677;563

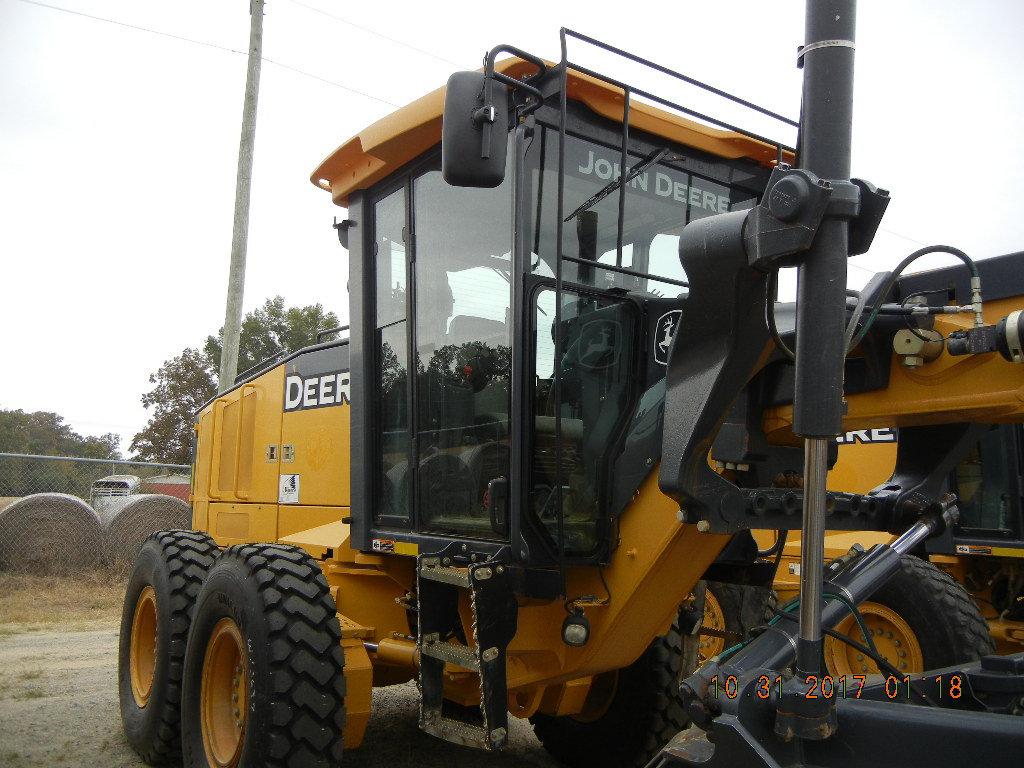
742;167;889;270
333;217;354;249
743;165;833;270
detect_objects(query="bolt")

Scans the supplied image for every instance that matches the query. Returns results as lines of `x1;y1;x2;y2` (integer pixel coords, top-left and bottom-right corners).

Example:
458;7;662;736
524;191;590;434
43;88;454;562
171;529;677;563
461;544;468;552
476;567;493;581
496;565;505;574
861;665;868;672
886;631;894;640
898;650;906;659
856;654;864;662
490;727;507;745
677;509;688;523
482;647;499;662
645;457;653;467
894;640;901;648
696;520;711;533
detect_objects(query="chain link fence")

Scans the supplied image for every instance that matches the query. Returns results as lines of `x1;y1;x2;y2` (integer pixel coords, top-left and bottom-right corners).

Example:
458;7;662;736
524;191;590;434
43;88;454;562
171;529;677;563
0;452;190;502
0;453;193;576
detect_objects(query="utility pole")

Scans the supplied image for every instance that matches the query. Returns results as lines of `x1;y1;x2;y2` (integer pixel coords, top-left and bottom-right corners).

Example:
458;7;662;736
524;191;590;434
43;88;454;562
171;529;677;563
218;0;265;390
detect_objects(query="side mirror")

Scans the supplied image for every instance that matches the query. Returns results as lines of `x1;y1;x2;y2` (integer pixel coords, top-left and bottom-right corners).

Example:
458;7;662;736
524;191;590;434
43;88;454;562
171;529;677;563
442;71;508;188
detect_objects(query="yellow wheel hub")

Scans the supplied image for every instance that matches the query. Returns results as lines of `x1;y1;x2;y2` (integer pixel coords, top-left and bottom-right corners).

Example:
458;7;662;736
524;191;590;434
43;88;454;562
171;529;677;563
129;586;158;708
201;618;248;768
824;601;924;677
698;590;727;664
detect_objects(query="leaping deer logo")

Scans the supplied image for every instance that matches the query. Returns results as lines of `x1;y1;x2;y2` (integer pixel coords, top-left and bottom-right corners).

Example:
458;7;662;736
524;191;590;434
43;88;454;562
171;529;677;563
654;310;681;366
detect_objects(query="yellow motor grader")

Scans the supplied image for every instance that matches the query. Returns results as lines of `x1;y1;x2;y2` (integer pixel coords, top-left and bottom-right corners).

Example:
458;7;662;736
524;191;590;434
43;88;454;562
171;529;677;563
118;7;1024;768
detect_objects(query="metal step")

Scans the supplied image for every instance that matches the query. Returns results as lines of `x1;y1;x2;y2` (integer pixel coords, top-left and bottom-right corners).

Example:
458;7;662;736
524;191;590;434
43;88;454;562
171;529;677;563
418;558;472;588
416;553;516;752
422;712;505;750
421;636;480;670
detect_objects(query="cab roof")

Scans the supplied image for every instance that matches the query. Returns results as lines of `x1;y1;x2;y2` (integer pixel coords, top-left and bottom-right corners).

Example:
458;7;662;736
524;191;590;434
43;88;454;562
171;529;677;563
311;58;792;207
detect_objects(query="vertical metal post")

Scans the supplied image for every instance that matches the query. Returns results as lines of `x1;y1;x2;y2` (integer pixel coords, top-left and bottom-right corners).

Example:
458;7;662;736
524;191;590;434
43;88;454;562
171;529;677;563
792;0;856;679
616;89;630;268
552;32;569;592
218;0;265;390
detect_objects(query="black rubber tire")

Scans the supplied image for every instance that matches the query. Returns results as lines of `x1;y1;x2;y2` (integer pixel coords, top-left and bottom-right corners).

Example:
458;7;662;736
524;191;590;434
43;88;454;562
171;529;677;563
865;554;995;668
180;544;346;768
706;582;760;645
530;613;690;768
119;530;219;765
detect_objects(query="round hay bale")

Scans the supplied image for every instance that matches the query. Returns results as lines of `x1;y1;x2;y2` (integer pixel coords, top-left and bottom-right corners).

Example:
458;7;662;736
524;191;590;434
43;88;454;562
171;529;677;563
105;494;192;575
0;493;104;574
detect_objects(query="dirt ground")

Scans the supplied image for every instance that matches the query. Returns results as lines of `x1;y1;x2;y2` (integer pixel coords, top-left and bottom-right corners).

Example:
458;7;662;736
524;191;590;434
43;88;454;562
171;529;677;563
0;576;560;768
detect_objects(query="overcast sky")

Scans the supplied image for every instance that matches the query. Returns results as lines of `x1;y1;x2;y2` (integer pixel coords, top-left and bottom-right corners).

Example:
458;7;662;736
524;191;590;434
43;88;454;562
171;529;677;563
1;0;1022;456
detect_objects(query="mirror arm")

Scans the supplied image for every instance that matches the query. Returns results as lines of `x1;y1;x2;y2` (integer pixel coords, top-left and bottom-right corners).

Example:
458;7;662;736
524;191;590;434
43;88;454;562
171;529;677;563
476;47;546;160
484;45;547;83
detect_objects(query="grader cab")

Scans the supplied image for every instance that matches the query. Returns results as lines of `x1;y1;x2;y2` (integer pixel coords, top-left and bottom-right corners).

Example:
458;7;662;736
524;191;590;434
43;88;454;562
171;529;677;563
118;10;1024;768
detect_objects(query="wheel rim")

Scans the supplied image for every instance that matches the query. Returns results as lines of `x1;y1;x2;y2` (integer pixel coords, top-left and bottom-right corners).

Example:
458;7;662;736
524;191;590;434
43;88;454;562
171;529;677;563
572;670;619;723
698;590;726;664
824;601;924;676
201;618;248;768
129;586;158;708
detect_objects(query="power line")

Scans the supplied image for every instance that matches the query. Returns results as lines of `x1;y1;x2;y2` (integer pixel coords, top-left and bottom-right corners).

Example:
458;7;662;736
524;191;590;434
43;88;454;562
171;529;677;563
13;0;246;54
283;0;462;68
263;56;397;106
879;227;930;248
12;0;397;107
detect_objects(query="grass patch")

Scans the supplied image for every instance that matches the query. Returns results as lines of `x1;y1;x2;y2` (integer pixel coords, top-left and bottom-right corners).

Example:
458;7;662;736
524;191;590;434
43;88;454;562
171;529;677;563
0;571;126;628
12;687;46;700
18;668;43;681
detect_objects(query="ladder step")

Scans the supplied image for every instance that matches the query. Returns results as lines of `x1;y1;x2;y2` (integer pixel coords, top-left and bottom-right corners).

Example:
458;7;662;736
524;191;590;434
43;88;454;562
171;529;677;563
422;715;501;750
421;638;480;670
419;559;472;588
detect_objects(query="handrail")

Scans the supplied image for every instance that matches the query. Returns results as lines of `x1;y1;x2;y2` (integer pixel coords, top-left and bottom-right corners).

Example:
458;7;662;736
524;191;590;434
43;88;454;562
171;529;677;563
207;398;230;501
316;324;350;342
232;385;257;500
562;28;799;129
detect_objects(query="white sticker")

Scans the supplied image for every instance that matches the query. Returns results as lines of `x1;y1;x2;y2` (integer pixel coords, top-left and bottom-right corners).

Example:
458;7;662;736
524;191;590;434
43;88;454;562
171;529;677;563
279;474;300;504
788;562;801;576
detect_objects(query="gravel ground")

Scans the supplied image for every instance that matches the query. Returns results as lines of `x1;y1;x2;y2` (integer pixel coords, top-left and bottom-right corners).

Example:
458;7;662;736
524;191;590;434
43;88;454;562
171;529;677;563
0;626;561;768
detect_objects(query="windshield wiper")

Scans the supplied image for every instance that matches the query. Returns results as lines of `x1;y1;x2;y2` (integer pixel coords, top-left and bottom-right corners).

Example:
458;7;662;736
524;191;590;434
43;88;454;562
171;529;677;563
563;148;670;222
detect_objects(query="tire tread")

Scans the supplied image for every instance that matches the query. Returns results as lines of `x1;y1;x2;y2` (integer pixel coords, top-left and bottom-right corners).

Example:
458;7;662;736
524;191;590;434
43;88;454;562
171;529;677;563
215;543;346;768
126;529;218;765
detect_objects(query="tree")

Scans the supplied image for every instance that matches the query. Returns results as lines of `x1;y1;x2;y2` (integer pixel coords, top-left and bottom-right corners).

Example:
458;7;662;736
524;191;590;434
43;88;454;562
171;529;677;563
129;348;216;465
0;409;121;458
204;296;340;379
0;409;121;497
131;297;340;464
